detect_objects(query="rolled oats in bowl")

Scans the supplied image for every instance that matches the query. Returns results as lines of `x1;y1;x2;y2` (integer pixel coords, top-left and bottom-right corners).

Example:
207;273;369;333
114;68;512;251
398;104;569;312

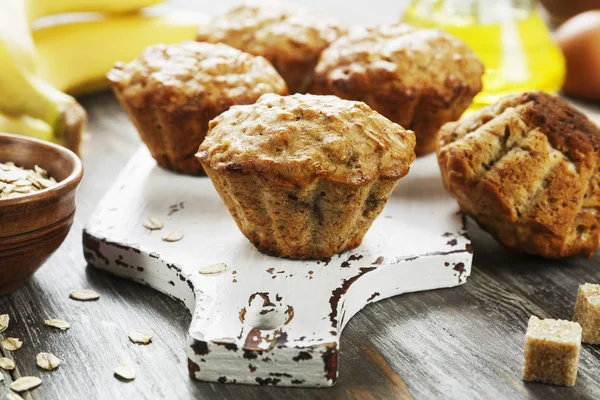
0;162;57;200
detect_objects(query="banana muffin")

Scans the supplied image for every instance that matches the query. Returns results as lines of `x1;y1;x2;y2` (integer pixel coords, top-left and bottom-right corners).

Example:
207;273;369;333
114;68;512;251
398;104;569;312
196;0;346;94
107;41;288;175
311;23;484;156
197;93;416;259
437;91;600;259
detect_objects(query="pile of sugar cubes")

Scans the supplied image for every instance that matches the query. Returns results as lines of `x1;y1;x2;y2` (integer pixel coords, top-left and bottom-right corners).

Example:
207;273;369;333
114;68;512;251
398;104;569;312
523;283;600;387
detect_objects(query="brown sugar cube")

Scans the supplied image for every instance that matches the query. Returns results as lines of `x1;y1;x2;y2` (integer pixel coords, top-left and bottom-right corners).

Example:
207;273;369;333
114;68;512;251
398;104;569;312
573;283;600;344
522;316;582;387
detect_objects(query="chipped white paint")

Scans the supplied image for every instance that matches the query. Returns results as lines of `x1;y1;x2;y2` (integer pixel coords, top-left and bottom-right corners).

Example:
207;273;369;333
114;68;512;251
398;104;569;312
83;147;472;387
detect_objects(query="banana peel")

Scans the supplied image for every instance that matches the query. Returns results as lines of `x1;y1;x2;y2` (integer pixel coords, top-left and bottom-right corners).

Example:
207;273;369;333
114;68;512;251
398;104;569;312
33;11;209;96
26;0;164;22
0;0;83;152
0;0;206;154
0;113;53;141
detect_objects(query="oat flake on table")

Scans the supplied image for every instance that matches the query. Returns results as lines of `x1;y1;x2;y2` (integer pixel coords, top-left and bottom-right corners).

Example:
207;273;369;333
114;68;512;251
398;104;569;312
128;329;153;344
44;319;70;330
0;314;8;333
143;217;163;230
114;360;136;380
36;352;61;370
9;376;42;392
69;289;100;301
1;338;22;351
198;263;227;274
6;391;25;400
161;231;184;242
0;357;15;370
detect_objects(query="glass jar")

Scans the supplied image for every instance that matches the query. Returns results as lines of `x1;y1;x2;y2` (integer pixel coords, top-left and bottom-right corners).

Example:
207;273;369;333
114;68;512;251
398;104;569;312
402;0;565;110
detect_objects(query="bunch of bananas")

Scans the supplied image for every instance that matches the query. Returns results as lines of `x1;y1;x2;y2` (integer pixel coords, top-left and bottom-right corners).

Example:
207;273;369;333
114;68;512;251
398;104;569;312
0;0;208;153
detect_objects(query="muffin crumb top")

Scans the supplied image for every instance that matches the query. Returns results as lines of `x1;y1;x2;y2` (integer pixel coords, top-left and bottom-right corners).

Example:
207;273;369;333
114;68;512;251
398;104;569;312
107;41;287;111
197;94;416;186
314;23;484;103
196;1;346;64
439;91;600;164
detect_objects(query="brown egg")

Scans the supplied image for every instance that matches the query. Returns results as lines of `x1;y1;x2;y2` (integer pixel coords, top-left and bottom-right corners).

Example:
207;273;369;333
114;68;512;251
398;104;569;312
555;10;600;101
540;0;600;25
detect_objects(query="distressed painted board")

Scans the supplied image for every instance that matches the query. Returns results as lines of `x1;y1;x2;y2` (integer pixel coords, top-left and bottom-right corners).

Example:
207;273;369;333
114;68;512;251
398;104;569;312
83;146;472;388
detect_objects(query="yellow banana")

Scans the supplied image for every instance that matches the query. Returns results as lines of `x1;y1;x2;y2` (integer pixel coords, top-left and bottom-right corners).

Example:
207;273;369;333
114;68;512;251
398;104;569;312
0;0;205;152
33;11;209;96
0;0;84;151
0;113;53;141
26;0;163;22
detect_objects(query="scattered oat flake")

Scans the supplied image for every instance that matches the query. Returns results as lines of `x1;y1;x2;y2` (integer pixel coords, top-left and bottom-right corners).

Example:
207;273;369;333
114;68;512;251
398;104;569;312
6;391;25;400
128;329;153;344
114;361;136;380
0;357;15;370
69;289;100;301
9;376;42;392
0;314;8;333
161;231;183;242
0;373;3;382
1;338;22;351
44;319;70;330
36;352;61;370
198;263;227;274
143;217;163;230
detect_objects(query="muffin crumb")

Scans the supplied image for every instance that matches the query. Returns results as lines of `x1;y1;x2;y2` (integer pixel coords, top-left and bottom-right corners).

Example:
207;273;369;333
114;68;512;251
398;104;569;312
108;41;288;175
196;0;346;93
197;93;415;259
437;91;600;258
311;23;484;156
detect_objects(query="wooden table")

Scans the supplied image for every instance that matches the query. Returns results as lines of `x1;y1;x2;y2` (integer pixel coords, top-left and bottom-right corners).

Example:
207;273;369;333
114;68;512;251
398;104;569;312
2;1;600;398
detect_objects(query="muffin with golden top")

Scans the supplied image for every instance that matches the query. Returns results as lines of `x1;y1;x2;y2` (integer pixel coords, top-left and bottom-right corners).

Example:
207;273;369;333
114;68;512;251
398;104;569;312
108;41;288;175
197;93;416;259
196;0;346;94
438;91;600;258
311;23;484;156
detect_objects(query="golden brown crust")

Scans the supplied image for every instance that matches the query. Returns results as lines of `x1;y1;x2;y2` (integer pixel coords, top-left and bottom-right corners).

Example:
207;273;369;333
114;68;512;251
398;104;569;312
311;23;484;156
202;168;399;259
196;0;346;93
437;91;600;258
197;93;416;186
197;94;416;259
107;41;288;175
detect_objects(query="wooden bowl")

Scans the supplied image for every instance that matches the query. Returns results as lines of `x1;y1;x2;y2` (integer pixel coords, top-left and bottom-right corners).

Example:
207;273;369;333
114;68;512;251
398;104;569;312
0;133;83;295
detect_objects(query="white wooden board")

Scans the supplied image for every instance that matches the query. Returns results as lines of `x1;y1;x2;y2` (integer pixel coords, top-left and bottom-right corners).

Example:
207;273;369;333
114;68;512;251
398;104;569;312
83;147;472;387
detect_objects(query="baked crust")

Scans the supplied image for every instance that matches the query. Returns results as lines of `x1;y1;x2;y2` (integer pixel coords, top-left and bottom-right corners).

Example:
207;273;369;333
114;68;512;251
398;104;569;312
108;41;288;175
437;91;600;258
197;94;416;259
198;93;415;186
196;0;346;93
311;23;484;156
